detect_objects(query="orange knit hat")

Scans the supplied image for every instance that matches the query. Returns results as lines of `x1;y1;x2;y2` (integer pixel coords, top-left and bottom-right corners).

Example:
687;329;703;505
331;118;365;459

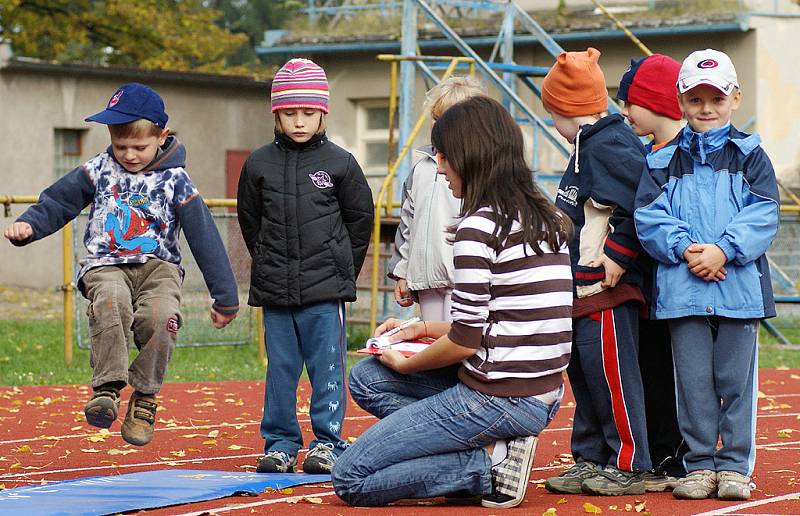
542;48;608;117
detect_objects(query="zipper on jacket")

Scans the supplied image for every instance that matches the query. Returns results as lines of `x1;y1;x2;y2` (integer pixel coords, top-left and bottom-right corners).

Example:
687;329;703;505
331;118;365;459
422;166;438;288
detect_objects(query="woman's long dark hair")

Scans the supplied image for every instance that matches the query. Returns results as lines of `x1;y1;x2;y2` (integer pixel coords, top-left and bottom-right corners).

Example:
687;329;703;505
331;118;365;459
431;96;572;254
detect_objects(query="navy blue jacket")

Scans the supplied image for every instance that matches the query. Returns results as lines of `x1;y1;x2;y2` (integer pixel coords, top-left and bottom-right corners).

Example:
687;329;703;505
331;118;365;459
14;136;239;315
554;114;647;299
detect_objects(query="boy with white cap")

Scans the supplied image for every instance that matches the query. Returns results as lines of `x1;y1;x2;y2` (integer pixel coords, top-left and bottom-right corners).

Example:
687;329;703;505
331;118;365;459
634;49;779;501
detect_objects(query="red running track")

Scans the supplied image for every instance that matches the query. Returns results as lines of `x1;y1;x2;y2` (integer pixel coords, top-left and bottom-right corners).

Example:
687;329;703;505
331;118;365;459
0;369;798;515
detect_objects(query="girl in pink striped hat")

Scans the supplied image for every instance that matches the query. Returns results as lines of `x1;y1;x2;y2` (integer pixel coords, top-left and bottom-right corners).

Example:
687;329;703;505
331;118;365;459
237;57;374;476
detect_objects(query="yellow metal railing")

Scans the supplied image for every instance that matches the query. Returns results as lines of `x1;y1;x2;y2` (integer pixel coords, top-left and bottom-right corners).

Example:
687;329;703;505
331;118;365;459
1;196;265;366
368;55;476;331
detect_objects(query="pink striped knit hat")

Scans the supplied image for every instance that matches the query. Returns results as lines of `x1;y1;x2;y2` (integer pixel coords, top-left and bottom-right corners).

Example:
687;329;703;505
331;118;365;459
270;58;329;114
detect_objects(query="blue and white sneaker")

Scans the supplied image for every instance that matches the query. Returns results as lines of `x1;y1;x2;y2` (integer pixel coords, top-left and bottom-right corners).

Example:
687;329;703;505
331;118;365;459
303;443;337;474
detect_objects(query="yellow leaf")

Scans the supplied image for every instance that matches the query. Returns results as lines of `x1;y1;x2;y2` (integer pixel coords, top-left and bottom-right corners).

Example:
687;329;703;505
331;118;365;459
583;502;602;513
300;497;324;504
625;503;633;511
81;448;101;453
634;500;647;512
280;488;293;495
557;497;568;504
228;444;249;450
10;400;21;406
9;463;22;470
202;439;217;446
207;430;219;438
171;450;186;457
543;508;558;516
70;426;83;431
15;445;32;453
609;506;618;510
757;391;767;398
778;429;795;438
108;449;137;456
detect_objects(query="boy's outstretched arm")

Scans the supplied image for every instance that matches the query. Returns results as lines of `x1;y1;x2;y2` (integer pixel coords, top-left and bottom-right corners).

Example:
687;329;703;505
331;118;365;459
179;195;239;328
335;155;375;277
6;166;94;246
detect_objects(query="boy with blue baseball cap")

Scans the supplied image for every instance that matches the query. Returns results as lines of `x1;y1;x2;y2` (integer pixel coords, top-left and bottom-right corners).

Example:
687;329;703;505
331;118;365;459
4;83;239;446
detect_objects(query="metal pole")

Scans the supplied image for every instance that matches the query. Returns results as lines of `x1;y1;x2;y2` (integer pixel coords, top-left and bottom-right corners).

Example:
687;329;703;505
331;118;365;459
398;0;418;189
62;222;74;366
502;2;516;115
592;0;652;56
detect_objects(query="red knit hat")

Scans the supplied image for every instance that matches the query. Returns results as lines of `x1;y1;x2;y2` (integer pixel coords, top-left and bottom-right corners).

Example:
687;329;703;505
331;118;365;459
542;48;608;117
627;54;682;120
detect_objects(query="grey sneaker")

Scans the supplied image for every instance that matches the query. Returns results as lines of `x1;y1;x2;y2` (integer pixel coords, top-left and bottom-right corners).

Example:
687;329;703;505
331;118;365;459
120;392;157;446
257;450;297;473
581;465;646;496
717;471;751;501
481;436;538;509
545;459;600;494
673;470;717;500
644;470;678;492
303;443;337;474
84;387;121;429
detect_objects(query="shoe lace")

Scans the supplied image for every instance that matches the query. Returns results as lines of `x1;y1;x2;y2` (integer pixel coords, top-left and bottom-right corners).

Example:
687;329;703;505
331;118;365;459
264;450;290;462
308;443;335;461
564;460;596;477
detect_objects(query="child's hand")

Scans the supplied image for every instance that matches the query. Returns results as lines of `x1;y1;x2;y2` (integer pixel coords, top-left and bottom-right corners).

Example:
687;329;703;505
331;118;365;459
373;318;425;343
394;279;414;307
4;222;32;242
686;244;728;281
210;308;237;329
590;253;625;288
378;348;410;374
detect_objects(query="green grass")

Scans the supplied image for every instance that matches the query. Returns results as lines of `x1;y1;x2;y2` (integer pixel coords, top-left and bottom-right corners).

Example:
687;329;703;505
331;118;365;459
2;318;797;386
0;319;370;386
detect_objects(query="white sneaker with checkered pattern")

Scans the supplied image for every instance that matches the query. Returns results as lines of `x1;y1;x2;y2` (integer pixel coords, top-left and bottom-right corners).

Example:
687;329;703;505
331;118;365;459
481;436;538;508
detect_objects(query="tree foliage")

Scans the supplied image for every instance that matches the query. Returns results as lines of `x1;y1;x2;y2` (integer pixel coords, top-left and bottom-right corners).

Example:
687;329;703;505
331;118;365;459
0;0;250;73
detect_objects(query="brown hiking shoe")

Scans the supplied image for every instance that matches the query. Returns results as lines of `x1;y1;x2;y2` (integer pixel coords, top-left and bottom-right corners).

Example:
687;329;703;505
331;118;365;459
121;392;157;446
84;388;121;428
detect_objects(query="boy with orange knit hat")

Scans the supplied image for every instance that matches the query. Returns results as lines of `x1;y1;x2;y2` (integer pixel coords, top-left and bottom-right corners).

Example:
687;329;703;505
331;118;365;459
541;48;653;496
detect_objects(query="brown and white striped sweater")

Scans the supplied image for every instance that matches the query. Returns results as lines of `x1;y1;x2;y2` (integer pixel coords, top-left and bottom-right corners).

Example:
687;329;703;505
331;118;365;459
447;208;573;397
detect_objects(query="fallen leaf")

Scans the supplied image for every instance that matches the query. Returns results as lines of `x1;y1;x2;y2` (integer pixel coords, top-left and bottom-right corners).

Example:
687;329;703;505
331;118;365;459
634;500;647;512
280;488;293;495
228;445;252;451
583;502;602;513
108;449;137;456
9;463;22;470
300;497;324;504
70;426;83;431
80;448;101;453
15;445;32;453
557;497;568;504
543;509;557;516
777;429;795;438
182;434;203;438
202;439;217;446
207;430;219;438
757;391;767;398
171;450;186;457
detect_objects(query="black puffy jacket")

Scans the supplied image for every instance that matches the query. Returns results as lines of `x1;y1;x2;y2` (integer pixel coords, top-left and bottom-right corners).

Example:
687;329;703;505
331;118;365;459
237;133;374;307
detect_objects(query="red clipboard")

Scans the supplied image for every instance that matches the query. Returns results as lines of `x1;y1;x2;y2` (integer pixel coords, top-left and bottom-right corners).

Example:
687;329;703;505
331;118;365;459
356;338;434;357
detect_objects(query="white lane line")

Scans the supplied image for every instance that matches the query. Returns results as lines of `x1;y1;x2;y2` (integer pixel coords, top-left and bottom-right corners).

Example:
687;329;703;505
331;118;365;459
0;453;263;480
757;440;800;449
0;415;378;446
691;492;800;516
171;490;337;516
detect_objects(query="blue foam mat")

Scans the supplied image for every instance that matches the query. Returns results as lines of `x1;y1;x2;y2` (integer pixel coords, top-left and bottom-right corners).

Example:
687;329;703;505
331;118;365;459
0;469;331;516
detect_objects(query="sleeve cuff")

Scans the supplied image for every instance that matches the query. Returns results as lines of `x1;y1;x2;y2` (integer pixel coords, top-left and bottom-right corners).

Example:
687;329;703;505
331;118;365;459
714;237;735;263
676;236;694;261
212;303;239;316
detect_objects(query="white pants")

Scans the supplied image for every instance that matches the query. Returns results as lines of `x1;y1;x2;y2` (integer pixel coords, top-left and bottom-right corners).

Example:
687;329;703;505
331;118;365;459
417;288;453;322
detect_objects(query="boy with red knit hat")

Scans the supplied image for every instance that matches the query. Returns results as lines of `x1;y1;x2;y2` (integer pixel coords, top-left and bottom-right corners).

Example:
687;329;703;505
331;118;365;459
617;54;687;489
238;58;374;474
541;48;653;496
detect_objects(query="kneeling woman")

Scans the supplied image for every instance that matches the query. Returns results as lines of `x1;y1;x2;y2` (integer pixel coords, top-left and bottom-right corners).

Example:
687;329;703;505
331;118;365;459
332;96;574;508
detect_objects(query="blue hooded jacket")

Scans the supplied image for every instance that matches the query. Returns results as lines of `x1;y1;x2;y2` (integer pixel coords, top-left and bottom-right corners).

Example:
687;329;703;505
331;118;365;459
634;124;779;319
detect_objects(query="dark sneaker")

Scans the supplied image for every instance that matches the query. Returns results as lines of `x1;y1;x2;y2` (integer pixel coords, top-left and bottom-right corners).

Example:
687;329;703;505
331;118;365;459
644;470;678;492
303;443;337;474
120;392;157;446
481;436;537;509
257;450;297;473
545;458;600;494
84;388;121;429
716;471;751;501
581;465;646;496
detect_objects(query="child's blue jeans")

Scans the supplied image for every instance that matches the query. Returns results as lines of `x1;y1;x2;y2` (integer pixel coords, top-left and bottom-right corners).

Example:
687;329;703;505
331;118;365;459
332;357;560;506
261;301;348;457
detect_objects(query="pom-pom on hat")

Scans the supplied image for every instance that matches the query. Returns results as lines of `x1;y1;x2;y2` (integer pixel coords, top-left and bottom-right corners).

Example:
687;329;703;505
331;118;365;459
270;58;330;114
541;48;608;117
617;54;682;120
677;49;738;96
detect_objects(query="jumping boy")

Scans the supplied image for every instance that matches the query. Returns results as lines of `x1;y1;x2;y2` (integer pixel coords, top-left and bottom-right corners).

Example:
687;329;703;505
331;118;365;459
4;83;239;446
635;49;779;501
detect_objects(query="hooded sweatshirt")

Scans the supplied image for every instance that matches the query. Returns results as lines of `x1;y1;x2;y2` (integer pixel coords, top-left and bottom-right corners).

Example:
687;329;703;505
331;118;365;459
14;136;239;315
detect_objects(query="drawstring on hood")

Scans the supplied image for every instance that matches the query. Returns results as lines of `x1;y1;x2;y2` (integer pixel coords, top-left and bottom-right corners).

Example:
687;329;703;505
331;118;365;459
573;127;583;174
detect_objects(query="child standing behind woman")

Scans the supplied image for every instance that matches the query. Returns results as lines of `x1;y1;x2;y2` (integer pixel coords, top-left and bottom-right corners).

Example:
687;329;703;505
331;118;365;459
333;96;573;509
387;76;485;320
542;48;653;496
635;49;779;501
237;58;374;474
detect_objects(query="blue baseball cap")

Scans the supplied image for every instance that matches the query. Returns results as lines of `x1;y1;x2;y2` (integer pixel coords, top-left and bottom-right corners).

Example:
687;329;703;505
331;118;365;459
85;83;168;127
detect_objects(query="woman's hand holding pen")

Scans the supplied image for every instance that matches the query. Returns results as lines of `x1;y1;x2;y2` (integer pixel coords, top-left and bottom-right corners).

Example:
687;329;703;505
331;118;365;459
373;317;425;343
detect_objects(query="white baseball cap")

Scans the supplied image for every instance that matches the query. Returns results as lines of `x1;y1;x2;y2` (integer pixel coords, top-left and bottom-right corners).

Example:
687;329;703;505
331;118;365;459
677;49;739;96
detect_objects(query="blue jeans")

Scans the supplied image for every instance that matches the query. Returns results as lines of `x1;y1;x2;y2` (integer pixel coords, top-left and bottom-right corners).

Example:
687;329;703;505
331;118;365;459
332;357;560;506
261;301;348;457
